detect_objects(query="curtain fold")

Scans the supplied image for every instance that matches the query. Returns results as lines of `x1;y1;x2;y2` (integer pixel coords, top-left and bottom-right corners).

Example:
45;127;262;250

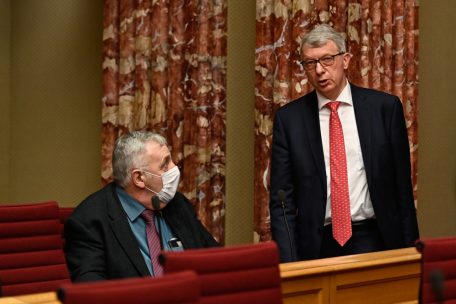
101;0;227;243
254;0;419;242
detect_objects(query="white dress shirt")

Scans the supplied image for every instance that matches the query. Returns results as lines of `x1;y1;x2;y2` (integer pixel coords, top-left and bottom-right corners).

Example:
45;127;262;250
317;81;375;225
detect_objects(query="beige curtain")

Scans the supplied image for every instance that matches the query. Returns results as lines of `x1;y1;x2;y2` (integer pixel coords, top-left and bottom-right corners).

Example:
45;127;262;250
254;0;419;241
101;0;227;243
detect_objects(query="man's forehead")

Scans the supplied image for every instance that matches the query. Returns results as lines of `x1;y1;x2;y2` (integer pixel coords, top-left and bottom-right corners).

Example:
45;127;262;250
302;40;338;55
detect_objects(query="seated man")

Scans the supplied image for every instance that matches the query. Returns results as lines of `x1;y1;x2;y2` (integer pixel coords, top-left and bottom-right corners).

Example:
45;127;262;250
64;131;219;282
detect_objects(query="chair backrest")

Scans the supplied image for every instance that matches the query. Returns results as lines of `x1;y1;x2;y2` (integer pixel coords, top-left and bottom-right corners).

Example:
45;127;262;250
160;241;283;304
58;207;74;246
58;207;74;235
416;236;456;303
57;270;201;304
0;201;70;296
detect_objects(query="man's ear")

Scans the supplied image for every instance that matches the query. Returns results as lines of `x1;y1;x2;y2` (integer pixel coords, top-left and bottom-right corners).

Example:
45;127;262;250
343;52;352;70
131;170;145;188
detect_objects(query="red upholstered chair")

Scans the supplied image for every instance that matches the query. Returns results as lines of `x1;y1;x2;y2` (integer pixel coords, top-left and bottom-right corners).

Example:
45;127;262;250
58;207;74;246
160;241;283;304
58;207;74;236
416;236;456;303
57;270;201;304
0;201;70;296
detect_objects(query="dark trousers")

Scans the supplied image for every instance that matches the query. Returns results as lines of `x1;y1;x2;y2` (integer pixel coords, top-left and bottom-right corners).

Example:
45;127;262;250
319;219;386;258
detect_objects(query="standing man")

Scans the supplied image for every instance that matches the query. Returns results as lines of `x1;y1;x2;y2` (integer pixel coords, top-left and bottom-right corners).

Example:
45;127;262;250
270;24;419;262
64;131;219;281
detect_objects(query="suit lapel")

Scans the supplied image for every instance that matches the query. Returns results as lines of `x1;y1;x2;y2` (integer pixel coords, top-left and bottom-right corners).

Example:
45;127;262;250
351;84;373;187
161;195;195;249
106;185;150;277
302;92;327;193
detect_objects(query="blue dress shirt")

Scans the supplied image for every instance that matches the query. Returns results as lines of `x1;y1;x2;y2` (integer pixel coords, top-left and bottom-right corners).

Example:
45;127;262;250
116;186;183;276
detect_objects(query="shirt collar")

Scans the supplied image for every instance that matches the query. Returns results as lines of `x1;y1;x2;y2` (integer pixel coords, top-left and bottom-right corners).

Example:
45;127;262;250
317;80;353;110
115;186;146;222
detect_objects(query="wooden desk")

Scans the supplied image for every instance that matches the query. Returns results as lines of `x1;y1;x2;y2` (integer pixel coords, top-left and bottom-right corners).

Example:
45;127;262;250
0;292;58;304
280;247;421;304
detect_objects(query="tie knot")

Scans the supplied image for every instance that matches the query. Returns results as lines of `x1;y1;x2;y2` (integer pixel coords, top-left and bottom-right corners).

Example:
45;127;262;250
141;209;155;222
326;101;340;112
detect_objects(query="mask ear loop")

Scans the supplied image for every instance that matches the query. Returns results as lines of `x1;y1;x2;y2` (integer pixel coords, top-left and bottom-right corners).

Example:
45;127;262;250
140;170;163;209
141;170;163;192
143;181;162;210
141;170;161;178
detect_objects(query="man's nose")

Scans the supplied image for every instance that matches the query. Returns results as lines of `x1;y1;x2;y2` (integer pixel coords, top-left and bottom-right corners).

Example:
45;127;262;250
315;61;325;74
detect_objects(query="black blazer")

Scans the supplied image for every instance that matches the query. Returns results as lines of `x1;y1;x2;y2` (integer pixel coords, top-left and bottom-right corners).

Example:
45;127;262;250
64;183;219;281
270;84;419;262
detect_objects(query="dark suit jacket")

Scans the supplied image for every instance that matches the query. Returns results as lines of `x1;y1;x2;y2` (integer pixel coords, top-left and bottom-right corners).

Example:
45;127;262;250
270;83;419;262
64;183;219;281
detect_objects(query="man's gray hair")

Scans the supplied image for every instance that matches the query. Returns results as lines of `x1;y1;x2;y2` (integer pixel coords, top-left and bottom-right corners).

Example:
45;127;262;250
301;24;346;53
112;131;167;187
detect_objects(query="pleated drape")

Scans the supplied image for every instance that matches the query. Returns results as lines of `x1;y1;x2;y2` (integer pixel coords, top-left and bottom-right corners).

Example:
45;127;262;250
101;0;227;242
254;0;419;241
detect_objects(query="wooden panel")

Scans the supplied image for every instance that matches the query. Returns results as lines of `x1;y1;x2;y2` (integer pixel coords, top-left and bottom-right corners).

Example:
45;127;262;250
282;275;330;304
0;291;58;304
334;262;419;284
335;276;419;304
334;262;420;303
280;247;421;304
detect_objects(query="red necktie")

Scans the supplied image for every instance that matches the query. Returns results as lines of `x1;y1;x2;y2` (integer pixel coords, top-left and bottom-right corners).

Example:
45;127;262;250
327;101;352;246
141;210;163;276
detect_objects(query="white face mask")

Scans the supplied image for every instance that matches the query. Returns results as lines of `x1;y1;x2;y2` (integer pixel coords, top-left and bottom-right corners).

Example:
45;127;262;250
142;166;180;204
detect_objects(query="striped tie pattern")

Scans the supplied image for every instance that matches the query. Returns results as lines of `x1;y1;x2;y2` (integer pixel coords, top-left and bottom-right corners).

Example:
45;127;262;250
141;210;163;276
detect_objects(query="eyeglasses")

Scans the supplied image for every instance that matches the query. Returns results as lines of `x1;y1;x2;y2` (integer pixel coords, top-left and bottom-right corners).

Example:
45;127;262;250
301;52;345;70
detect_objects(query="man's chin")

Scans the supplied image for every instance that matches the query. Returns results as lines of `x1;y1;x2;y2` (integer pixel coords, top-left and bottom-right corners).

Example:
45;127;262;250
317;87;336;99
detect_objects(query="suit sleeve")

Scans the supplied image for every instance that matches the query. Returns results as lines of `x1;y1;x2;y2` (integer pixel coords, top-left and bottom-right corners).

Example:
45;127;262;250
64;216;107;282
270;110;298;262
390;97;419;246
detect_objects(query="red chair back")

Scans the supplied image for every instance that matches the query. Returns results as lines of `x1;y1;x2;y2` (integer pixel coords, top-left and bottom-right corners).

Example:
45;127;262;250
160;241;283;304
0;201;70;296
58;207;74;235
58;207;74;247
57;271;201;304
416;236;456;303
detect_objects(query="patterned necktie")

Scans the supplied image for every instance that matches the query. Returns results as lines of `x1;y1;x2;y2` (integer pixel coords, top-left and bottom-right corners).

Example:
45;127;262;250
327;101;352;246
141;210;163;276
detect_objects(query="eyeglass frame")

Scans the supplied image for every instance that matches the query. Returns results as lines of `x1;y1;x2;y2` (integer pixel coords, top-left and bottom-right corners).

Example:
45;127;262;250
300;52;346;70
